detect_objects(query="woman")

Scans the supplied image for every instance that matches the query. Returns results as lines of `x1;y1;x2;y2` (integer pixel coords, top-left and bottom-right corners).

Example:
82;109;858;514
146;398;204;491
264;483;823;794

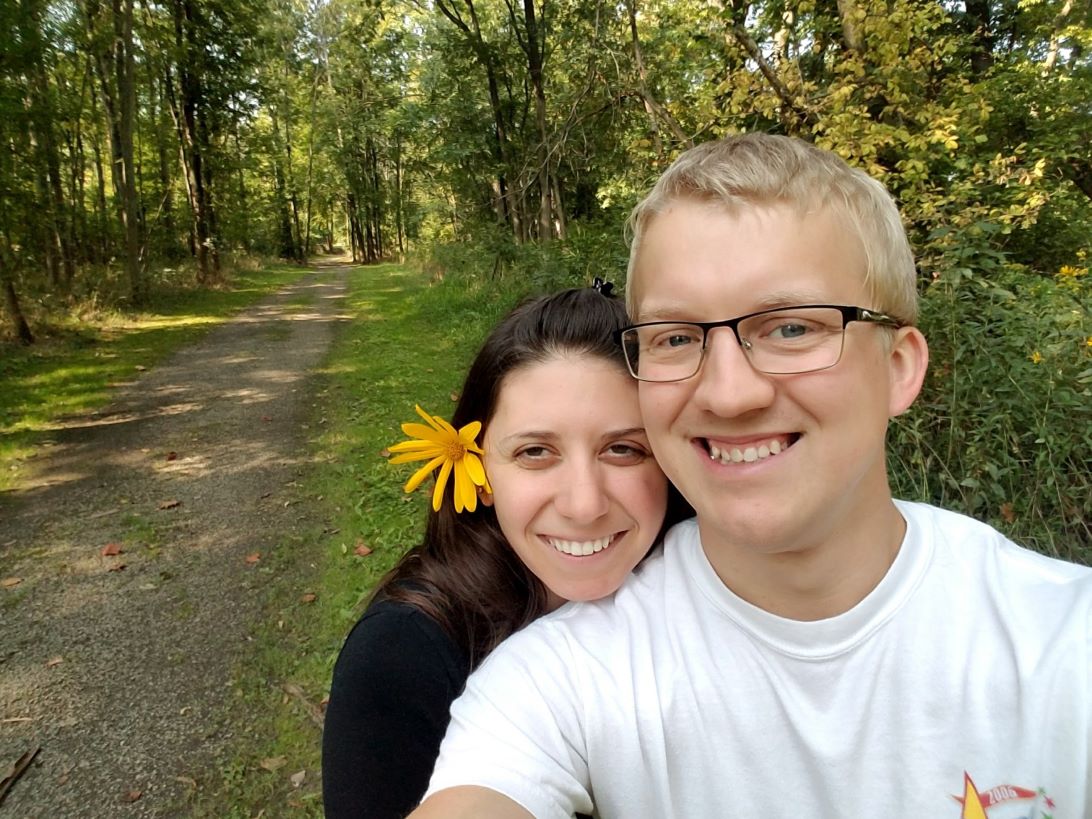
321;286;690;818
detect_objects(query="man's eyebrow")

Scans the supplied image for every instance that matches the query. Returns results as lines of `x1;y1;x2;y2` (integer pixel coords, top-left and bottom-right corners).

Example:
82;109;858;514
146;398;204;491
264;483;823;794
637;290;831;321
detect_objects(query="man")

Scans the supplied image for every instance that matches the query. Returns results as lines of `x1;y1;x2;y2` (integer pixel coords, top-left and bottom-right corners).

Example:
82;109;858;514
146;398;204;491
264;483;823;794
408;134;1091;818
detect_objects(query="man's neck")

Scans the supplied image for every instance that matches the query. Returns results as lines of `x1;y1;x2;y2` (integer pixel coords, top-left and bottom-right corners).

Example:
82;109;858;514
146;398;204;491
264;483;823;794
700;498;907;621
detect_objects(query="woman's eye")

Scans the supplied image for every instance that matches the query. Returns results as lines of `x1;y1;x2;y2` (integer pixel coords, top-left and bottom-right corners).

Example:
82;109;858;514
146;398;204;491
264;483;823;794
513;446;555;465
604;442;650;464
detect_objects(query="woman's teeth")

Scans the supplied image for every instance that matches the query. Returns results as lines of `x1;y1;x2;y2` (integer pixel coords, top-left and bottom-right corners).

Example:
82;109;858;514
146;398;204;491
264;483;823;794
548;536;612;556
708;439;784;465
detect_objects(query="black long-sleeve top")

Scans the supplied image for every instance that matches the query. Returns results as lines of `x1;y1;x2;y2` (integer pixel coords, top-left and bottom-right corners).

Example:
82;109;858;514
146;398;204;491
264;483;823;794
322;599;470;818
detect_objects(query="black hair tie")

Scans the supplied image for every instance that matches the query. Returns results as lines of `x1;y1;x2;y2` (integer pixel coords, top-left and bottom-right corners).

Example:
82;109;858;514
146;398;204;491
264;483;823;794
592;277;615;297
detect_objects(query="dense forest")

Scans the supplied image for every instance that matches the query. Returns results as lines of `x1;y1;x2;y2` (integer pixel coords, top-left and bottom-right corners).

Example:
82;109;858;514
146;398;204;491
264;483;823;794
2;0;1089;323
1;0;1088;550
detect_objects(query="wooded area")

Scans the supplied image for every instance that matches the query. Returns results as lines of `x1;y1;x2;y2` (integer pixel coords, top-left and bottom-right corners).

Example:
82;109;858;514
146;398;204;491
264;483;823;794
2;0;1088;342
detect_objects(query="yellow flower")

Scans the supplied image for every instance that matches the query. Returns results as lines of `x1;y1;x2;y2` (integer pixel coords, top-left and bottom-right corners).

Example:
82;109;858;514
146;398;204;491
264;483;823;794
387;405;491;513
1029;350;1043;364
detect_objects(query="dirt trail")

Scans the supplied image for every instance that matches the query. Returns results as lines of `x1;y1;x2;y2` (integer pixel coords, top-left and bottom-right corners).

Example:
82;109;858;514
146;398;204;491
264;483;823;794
0;264;350;817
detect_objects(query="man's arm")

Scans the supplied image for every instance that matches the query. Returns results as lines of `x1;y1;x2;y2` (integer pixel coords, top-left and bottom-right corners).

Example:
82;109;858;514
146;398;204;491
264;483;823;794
409;786;535;819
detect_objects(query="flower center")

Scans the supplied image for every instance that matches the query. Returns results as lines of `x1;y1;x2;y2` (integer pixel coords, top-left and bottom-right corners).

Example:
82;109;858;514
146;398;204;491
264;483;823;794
443;441;466;461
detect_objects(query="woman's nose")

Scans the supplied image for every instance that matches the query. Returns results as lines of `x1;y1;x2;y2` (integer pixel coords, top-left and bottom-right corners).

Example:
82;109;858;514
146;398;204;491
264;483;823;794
554;460;610;522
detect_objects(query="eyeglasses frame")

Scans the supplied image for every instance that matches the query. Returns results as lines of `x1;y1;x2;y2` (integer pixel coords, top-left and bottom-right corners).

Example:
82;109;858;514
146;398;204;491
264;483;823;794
615;304;903;383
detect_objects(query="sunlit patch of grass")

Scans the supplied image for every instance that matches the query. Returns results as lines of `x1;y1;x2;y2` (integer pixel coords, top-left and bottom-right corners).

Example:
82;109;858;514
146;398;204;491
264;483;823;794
0;263;307;493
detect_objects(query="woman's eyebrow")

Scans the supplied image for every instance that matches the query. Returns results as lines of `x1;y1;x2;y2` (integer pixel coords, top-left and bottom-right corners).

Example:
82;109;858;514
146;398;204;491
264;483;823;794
497;431;560;446
605;427;647;439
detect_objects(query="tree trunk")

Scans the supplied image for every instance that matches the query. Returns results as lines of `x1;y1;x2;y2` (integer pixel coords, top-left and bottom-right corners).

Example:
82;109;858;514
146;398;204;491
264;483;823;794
518;0;553;240
0;244;34;345
435;0;520;239
86;0;145;301
167;0;218;283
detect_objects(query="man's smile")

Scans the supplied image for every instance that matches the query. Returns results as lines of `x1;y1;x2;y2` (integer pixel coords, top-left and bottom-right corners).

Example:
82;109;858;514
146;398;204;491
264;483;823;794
700;434;799;465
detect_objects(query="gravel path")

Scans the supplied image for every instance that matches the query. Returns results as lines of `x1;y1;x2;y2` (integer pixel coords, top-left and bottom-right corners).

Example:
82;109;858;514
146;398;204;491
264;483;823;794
0;264;350;817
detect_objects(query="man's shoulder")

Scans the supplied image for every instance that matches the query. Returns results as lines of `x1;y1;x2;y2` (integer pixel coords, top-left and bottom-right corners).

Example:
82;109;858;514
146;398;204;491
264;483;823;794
900;500;1092;593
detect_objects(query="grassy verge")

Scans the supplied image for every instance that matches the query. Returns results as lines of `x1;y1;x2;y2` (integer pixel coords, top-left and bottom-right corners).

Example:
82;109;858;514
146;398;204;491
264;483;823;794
0;262;308;492
190;263;526;816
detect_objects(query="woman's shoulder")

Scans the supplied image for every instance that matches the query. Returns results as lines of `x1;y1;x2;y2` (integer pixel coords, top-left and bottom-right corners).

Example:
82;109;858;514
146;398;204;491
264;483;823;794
335;596;470;686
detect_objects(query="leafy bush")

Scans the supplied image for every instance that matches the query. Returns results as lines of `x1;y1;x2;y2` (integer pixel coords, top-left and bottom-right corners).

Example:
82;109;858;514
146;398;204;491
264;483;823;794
889;261;1091;561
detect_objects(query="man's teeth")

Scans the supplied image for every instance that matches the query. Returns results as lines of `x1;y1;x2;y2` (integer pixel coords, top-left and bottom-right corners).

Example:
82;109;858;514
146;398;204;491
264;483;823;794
548;536;612;556
708;439;784;465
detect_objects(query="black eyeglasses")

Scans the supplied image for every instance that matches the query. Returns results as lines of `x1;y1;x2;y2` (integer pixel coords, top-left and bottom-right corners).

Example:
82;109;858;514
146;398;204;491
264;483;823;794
616;304;902;383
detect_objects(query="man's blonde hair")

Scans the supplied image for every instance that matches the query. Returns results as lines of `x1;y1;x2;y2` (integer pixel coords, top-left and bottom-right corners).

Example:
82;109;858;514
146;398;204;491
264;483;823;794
625;133;919;324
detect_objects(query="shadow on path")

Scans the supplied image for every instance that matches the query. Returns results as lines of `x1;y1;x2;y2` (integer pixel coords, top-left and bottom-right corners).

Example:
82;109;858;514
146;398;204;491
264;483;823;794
0;266;352;817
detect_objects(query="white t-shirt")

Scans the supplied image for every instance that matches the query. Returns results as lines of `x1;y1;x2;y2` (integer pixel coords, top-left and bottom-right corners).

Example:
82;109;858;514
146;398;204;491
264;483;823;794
426;501;1092;818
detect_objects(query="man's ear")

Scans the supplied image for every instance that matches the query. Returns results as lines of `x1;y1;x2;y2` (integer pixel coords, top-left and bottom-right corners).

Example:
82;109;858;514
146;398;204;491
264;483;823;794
888;326;928;418
478;487;494;507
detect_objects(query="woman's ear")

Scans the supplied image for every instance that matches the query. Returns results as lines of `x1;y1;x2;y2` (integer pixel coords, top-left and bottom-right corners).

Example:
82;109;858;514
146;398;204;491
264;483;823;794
887;326;929;417
477;487;494;507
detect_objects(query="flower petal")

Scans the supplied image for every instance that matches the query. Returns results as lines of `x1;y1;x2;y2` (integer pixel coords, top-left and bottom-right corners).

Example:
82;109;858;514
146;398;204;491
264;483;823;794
415;405;445;432
400;423;452;443
453;461;476;513
431;415;457;436
432;459;454;511
463;452;487;487
388;440;443;454
389;450;443;465
404;454;447;493
458;420;482;443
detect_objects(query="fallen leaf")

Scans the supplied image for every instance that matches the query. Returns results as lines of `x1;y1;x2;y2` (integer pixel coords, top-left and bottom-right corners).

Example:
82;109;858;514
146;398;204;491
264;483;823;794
46;657;63;667
353;541;372;557
290;770;306;788
157;499;181;510
450;391;459;402
174;775;197;790
379;447;391;458
999;502;1016;524
108;563;127;573
165;451;178;461
245;553;261;565
319;696;329;709
260;756;287;772
1;577;22;589
121;789;142;803
261;415;272;422
134;365;146;371
300;592;317;604
101;543;123;557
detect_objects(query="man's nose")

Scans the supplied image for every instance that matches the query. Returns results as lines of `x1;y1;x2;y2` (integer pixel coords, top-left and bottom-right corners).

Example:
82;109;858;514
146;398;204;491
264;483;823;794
691;327;777;417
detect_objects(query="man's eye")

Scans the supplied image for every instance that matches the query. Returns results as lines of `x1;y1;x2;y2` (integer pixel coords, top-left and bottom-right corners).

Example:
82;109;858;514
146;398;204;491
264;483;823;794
649;328;700;349
769;322;810;340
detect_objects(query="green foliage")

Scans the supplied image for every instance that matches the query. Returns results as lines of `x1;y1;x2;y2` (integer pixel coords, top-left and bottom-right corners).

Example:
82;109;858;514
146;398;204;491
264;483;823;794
889;261;1091;560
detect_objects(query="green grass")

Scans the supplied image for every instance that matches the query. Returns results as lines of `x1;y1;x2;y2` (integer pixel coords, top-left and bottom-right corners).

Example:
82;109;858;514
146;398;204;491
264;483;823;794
186;263;525;815
0;263;307;492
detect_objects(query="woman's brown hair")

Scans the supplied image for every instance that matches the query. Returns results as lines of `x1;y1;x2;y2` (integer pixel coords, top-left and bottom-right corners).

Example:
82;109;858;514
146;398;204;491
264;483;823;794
377;287;691;667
